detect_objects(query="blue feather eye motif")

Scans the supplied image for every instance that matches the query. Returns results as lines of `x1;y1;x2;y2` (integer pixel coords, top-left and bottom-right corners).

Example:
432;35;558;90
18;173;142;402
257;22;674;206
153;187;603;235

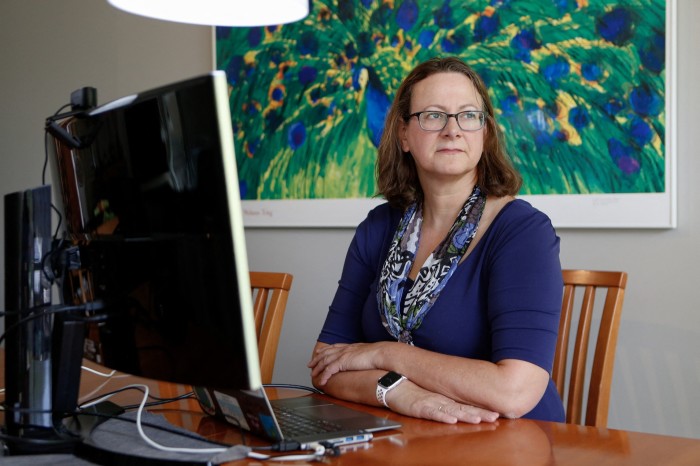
365;68;391;148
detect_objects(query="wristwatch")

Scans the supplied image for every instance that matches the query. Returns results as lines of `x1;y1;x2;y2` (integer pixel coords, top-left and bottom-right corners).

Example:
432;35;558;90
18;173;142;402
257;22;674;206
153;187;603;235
376;371;407;407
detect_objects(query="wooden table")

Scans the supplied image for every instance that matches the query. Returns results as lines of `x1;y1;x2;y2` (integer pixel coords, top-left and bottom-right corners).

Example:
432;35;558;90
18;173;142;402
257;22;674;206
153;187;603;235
162;395;700;466
4;359;700;465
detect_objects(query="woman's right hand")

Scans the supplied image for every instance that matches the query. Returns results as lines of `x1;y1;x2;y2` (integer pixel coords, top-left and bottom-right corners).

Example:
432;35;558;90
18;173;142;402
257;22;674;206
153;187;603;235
386;379;500;424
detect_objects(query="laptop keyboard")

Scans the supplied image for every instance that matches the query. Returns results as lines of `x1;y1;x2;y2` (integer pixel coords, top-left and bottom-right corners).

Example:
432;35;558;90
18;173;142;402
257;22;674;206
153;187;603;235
272;405;344;437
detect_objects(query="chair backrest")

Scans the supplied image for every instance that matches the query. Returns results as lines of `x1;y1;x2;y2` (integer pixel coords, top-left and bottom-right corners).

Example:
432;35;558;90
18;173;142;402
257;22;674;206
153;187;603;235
249;271;293;384
553;269;628;428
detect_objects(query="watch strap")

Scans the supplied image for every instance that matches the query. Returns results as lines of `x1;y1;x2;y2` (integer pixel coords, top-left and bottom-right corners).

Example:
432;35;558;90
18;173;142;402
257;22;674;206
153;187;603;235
376;373;406;407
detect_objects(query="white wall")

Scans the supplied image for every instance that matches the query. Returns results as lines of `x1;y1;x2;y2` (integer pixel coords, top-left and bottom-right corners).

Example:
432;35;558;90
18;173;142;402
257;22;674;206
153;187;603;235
2;0;699;439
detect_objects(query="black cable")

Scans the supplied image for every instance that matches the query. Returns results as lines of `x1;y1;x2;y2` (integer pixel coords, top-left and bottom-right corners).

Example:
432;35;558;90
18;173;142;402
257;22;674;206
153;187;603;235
262;383;323;394
82;386;192;406
42;103;71;185
42;129;52;186
119;393;197;411
0;302;88;318
53;103;72;117
50;202;64;240
0;301;107;347
41;102;70;245
79;385;196;411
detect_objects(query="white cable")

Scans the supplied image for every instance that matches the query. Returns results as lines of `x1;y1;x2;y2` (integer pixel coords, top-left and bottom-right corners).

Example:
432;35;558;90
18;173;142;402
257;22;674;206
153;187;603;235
81;365;117;377
248;443;326;462
268;451;325;462
79;388;127;409
78;373;130;405
132;384;227;454
1;367;118;404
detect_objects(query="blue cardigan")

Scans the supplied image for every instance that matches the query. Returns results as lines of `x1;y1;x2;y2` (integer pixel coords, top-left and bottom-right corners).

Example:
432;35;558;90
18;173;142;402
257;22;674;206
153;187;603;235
318;199;565;422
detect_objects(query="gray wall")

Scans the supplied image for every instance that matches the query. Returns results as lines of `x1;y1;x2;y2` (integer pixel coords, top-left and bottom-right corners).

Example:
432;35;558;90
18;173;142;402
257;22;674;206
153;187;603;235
2;0;698;439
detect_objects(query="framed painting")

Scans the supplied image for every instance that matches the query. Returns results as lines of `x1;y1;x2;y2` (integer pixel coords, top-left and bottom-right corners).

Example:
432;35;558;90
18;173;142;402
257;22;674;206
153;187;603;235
215;0;676;228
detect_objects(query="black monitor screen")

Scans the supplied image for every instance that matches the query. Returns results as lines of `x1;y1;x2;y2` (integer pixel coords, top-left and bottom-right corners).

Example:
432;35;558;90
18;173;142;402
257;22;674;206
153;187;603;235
50;72;261;391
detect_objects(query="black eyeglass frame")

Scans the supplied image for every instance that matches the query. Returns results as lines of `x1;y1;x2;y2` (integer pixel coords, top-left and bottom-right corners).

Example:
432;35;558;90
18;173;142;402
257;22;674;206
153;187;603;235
406;110;487;132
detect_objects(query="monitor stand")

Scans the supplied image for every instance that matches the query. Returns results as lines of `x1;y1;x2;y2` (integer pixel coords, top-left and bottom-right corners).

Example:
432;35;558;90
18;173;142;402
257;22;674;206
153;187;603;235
2;185;83;455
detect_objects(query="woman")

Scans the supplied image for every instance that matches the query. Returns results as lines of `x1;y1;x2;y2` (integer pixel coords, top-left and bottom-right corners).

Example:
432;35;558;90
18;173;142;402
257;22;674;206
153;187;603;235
308;57;565;424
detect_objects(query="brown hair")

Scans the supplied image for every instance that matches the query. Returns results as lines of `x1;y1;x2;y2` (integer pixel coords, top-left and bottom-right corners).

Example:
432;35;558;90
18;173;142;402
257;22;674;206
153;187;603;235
376;56;522;210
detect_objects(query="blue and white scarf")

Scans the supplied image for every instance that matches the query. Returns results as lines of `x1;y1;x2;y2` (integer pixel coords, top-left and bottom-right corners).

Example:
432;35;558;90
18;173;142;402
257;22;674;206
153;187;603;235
378;185;486;344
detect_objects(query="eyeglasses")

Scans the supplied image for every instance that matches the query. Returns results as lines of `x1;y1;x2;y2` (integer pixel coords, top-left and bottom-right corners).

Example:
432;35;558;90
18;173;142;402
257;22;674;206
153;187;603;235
407;110;487;132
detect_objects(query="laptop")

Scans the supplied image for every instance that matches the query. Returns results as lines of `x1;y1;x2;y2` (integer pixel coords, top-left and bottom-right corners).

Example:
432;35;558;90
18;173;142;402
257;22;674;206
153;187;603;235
193;386;401;447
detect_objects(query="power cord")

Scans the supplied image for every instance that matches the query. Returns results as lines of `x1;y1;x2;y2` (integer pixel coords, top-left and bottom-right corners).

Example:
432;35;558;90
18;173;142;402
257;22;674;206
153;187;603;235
79;385;195;411
0;301;108;348
262;383;323;394
80;366;117;378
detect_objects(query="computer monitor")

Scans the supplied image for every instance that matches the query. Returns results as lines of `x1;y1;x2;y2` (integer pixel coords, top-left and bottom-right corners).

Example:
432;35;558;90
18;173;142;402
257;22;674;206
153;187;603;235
49;71;262;391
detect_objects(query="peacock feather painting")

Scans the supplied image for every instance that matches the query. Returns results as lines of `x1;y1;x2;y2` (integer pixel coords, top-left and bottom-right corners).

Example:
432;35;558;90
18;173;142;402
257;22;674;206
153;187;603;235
216;0;669;209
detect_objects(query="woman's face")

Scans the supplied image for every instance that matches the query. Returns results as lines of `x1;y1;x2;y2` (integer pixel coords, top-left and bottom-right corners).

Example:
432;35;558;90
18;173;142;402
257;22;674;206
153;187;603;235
400;72;486;190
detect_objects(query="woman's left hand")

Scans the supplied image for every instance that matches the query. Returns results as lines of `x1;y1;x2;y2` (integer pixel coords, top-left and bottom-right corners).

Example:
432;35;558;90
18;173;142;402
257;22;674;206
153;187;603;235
308;342;386;385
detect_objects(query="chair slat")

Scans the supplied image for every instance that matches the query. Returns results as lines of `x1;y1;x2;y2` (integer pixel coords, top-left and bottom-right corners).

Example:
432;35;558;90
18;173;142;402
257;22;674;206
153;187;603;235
553;284;575;397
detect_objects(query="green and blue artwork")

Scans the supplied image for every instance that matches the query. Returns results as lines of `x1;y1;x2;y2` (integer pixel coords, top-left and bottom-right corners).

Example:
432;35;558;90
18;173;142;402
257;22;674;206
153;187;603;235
216;0;667;201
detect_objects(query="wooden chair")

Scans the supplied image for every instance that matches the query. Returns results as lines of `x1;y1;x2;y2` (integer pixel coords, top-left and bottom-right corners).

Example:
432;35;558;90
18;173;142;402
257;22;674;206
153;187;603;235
249;271;293;384
553;270;628;428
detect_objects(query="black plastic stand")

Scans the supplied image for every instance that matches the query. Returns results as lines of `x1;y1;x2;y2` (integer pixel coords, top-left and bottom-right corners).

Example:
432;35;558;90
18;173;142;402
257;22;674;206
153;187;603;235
2;186;83;456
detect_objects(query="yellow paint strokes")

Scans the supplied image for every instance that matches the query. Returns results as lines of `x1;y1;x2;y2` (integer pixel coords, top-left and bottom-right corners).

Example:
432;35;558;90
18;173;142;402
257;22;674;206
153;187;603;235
555;92;582;146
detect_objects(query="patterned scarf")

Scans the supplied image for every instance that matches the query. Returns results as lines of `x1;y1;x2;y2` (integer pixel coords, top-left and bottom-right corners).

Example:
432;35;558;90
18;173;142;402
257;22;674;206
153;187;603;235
378;185;486;344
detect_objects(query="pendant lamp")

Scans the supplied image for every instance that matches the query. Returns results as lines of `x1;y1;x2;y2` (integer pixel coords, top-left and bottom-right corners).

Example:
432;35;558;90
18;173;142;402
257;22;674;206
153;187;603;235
107;0;309;27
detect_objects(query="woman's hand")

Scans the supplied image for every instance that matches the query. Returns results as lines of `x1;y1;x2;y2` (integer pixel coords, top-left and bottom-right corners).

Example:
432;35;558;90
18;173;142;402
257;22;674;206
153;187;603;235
387;380;499;424
308;342;387;385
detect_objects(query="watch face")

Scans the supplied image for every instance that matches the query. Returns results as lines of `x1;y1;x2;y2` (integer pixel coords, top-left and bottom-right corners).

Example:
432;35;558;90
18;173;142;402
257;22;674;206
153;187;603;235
379;371;403;387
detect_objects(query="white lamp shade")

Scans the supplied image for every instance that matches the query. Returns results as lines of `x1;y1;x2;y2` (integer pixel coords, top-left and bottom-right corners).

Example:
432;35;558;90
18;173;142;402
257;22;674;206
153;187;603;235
107;0;309;27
